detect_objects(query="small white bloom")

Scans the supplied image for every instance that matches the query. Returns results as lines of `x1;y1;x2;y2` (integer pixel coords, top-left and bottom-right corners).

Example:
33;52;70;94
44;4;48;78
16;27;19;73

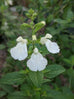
41;21;46;25
10;36;28;61
40;34;60;54
45;33;52;39
27;48;48;71
32;35;37;41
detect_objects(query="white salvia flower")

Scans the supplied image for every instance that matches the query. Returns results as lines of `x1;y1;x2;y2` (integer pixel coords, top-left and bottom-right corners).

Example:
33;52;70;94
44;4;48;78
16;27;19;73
40;34;60;54
41;21;46;25
27;48;48;71
32;35;37;41
10;36;28;61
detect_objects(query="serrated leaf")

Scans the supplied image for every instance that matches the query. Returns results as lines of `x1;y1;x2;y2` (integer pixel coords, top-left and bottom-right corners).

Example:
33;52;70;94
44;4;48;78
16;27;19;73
0;85;15;94
20;84;32;95
41;87;74;99
45;64;65;78
0;72;25;85
7;91;25;99
28;71;44;87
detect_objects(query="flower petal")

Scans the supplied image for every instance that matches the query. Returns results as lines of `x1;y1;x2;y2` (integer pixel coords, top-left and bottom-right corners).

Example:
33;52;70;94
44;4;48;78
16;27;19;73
27;53;47;71
45;40;60;54
10;42;28;61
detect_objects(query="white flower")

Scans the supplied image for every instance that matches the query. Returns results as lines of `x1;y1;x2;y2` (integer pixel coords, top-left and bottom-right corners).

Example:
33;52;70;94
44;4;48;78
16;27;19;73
27;48;48;71
10;36;28;61
32;35;37;41
40;34;60;54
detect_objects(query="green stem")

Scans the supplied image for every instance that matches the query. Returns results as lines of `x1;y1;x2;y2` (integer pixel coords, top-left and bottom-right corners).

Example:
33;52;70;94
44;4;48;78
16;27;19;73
69;66;73;89
31;22;35;49
69;77;71;89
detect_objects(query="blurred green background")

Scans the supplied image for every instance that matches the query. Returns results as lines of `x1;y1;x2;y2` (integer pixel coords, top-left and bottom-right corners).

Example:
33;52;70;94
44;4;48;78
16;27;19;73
0;0;74;99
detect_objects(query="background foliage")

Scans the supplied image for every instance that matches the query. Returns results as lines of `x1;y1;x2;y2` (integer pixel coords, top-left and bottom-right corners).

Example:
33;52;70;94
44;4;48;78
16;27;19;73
0;0;74;99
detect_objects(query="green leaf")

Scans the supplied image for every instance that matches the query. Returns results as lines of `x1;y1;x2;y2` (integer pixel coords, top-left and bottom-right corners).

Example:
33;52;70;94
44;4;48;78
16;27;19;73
4;31;15;38
70;55;74;66
47;14;53;23
20;84;32;96
63;55;74;66
0;91;6;97
41;87;74;99
54;19;68;24
0;44;6;50
45;64;65;78
42;79;51;83
63;58;71;65
66;9;74;20
7;91;25;99
39;0;44;6
46;27;60;35
33;22;45;33
0;72;25;85
28;71;44;87
21;23;31;29
34;92;40;99
67;69;74;90
0;85;15;94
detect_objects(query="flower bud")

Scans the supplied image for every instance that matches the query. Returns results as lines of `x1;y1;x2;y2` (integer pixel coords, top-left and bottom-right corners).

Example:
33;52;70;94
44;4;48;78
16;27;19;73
34;48;38;54
41;21;46;25
32;35;37;41
16;36;23;42
45;33;52;39
16;36;27;44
